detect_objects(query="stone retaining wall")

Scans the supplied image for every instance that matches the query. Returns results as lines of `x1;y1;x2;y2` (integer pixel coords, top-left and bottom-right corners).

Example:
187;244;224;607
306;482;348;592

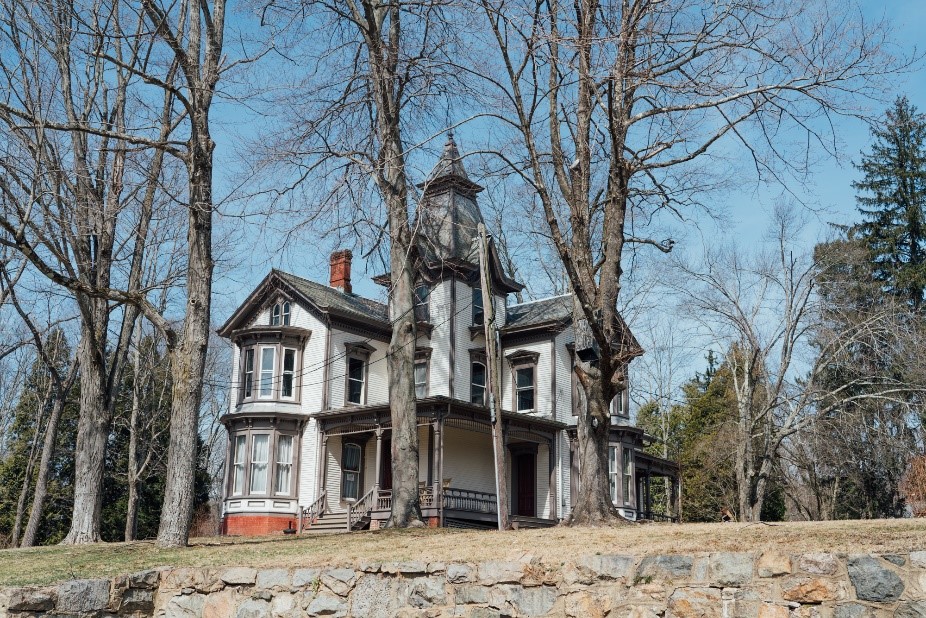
2;551;926;617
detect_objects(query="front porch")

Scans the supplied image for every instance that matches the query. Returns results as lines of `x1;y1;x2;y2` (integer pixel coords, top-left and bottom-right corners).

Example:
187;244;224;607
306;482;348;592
300;396;565;532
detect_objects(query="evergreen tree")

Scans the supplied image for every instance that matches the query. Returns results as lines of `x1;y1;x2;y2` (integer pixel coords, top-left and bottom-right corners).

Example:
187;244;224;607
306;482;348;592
853;96;926;308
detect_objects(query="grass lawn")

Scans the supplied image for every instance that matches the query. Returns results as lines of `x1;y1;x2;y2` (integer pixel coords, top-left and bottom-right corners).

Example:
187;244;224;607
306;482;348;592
2;519;925;587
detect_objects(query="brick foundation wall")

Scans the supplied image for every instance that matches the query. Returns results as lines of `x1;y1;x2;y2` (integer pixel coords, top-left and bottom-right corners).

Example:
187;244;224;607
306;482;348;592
222;513;296;536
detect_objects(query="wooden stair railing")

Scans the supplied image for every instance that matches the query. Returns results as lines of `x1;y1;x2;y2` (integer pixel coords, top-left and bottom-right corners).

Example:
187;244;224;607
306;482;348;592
347;487;376;531
299;490;327;533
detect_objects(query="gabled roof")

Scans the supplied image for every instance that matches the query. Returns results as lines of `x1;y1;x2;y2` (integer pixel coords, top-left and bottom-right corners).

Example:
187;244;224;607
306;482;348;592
216;269;388;338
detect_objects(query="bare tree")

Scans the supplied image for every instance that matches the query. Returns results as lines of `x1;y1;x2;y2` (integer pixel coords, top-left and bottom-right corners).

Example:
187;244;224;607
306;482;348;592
675;208;923;521
259;0;466;527
470;0;906;524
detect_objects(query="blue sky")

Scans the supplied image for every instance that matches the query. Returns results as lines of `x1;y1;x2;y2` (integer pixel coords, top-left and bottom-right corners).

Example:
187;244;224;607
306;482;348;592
209;1;926;326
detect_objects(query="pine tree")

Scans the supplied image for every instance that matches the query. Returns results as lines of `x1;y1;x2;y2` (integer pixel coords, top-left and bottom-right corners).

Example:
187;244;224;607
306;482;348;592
853;96;926;308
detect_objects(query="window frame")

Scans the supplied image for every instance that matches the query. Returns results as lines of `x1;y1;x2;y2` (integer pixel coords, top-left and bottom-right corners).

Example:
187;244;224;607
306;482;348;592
275;434;294;496
622;446;633;506
341;441;362;501
258;346;276;399
414;284;430;323
344;342;374;406
249;433;271;494
241;348;254;401
507;350;540;414
472;286;484;326
608;445;619;505
471;361;487;405
281;348;297;400
232;435;247;496
282;301;291;326
270;303;281;326
225;427;300;501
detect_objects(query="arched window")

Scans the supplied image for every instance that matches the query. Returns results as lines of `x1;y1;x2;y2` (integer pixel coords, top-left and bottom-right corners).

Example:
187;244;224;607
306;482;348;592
341;442;362;500
282;301;291;326
270;303;281;326
471;361;487;405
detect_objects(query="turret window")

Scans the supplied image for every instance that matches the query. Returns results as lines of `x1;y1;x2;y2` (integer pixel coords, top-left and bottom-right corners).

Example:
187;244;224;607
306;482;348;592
471;361;487;405
414;285;430;322
472;287;484;326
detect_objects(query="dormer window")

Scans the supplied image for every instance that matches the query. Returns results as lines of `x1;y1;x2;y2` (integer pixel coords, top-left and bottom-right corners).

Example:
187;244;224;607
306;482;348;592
414;285;430;322
269;301;291;326
472;287;484;326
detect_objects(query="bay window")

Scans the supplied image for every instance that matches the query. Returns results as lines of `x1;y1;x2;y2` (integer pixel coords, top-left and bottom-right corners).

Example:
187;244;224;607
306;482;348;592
242;349;254;400
225;424;300;500
259;348;275;398
232;435;246;495
609;446;619;504
275;435;293;495
282;349;296;399
250;434;270;494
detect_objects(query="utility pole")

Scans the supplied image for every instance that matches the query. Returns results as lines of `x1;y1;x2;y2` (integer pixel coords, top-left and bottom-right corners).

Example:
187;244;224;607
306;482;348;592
477;223;510;531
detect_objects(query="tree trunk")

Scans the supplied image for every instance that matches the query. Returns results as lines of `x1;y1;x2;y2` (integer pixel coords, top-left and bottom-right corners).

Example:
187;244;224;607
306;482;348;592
383;141;422;529
10;381;52;546
156;135;213;547
21;380;71;548
569;371;627;525
125;331;142;542
62;324;109;544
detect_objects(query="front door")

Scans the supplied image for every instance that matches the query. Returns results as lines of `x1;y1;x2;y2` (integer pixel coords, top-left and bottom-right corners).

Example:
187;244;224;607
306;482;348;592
515;452;536;517
380;438;393;491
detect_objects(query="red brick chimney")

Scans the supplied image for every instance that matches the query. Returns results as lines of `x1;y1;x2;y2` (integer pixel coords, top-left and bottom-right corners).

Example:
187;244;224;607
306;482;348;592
329;250;353;294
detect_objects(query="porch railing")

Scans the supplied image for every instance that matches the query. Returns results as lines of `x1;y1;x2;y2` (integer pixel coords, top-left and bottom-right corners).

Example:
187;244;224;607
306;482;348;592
299;490;327;533
442;487;497;514
375;489;392;511
347;487;376;530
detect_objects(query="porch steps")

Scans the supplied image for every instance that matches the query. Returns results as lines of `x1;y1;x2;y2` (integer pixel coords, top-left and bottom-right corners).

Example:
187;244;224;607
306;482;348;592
302;512;370;534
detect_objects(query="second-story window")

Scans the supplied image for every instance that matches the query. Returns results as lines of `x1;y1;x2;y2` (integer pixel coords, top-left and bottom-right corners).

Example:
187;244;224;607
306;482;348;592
242;348;254;399
259;347;275;398
414;360;428;398
347;357;365;404
515;366;535;411
472;287;484;326
471;361;486;405
281;349;296;399
414;285;430;322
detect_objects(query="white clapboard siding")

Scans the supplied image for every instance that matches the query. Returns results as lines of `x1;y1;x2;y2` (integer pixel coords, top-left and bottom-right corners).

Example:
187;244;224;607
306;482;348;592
537;443;551;519
298;418;318;507
326;329;389;408
554;329;575;424
442;425;496;495
424;280;452;398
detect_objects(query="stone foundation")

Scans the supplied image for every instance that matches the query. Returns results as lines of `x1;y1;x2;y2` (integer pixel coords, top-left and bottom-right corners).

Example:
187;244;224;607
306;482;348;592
2;551;925;617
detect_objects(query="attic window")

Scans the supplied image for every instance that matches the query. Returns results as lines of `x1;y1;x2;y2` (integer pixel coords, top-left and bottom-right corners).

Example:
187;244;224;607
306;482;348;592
270;301;291;326
414;285;430;322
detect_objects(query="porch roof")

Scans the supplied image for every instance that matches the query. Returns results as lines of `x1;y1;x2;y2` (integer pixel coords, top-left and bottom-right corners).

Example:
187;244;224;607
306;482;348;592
314;395;567;436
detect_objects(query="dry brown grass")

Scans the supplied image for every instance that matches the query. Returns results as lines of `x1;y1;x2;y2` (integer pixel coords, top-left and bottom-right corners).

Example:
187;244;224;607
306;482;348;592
1;519;924;588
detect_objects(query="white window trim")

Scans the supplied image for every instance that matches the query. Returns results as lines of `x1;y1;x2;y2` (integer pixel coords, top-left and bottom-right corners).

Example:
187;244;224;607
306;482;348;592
275;434;294;496
249;433;271;495
258;346;277;399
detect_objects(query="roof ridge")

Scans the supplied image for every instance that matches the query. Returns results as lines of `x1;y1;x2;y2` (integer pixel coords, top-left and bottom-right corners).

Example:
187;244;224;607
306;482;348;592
510;293;572;308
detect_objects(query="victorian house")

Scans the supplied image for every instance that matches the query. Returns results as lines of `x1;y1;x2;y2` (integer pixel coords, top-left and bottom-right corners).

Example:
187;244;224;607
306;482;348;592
217;136;680;535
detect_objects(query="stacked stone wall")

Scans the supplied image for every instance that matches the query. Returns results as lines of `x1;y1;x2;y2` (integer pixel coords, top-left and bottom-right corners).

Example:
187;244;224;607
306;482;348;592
2;550;925;617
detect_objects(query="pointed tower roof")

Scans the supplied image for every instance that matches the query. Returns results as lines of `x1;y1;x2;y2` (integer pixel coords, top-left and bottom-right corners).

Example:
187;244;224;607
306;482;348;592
413;133;523;294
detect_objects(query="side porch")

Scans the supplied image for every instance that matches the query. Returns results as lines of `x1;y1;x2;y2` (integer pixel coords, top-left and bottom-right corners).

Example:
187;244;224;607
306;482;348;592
300;396;566;533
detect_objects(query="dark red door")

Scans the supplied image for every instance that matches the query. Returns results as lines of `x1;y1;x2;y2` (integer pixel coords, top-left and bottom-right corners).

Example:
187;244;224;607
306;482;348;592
516;453;536;517
381;438;393;490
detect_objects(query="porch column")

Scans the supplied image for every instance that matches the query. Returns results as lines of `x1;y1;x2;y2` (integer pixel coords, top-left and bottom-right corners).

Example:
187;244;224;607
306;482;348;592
645;471;652;519
317;432;329;502
436;416;444;526
548;438;556;520
374;427;383;495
